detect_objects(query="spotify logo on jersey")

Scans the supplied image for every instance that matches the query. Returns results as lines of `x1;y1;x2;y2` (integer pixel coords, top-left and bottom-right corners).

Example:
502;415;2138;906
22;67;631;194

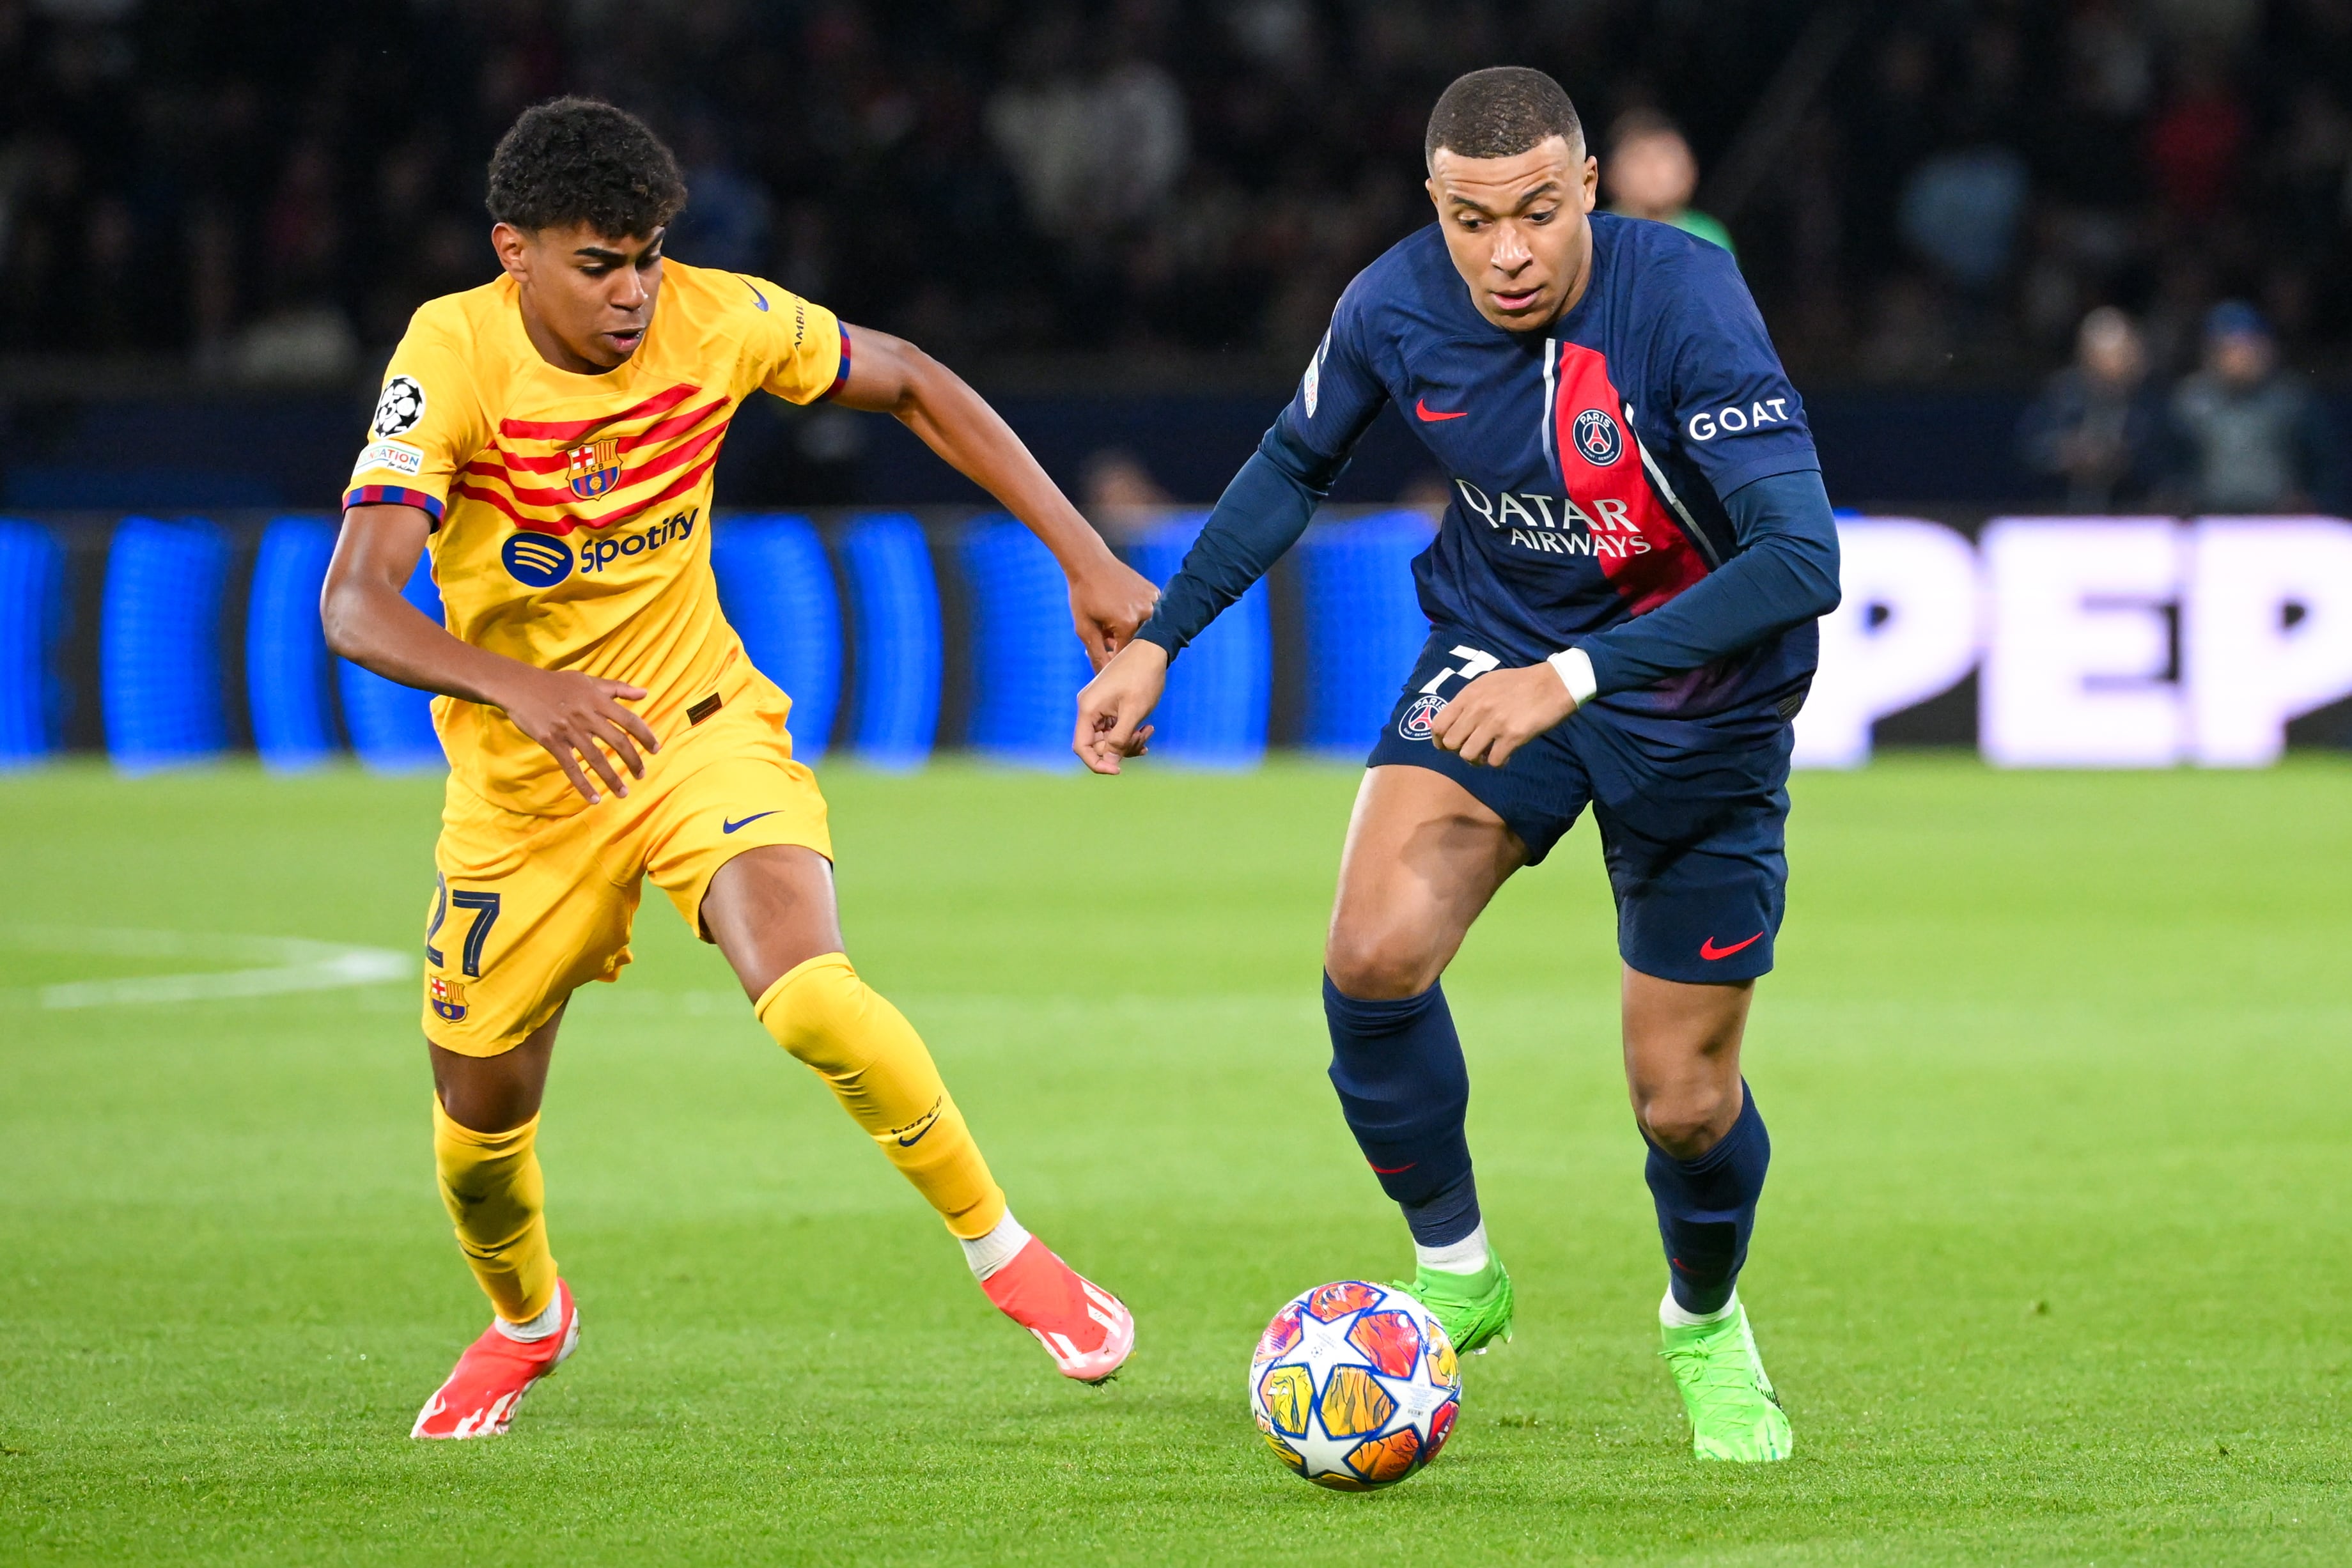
502;532;575;587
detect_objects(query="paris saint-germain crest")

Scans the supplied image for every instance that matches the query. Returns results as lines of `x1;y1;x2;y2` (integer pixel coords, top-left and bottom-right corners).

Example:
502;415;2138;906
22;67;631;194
1398;693;1448;741
565;437;622;499
1572;407;1623;466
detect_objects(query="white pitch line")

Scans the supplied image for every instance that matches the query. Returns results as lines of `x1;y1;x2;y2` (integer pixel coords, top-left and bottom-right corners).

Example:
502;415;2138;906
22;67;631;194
3;926;413;1010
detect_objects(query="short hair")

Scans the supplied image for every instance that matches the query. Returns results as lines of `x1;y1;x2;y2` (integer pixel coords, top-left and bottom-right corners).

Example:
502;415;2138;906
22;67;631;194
1424;67;1584;167
486;97;687;237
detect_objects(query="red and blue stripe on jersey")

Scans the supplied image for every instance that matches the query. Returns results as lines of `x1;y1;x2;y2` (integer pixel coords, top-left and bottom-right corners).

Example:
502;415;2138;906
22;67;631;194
345;484;445;522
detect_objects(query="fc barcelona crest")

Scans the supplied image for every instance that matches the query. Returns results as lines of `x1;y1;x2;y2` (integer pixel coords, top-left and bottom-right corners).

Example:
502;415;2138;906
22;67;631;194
565;436;622;499
428;974;469;1023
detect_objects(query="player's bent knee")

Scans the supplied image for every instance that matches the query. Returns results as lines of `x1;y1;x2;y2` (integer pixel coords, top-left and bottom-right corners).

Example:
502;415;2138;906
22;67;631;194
1636;1089;1739;1159
751;952;956;1140
752;952;876;1073
1323;928;1440;1000
751;951;1001;1236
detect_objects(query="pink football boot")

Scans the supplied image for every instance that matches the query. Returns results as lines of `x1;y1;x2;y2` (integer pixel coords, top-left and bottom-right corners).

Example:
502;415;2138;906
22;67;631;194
982;1239;1134;1383
410;1280;580;1439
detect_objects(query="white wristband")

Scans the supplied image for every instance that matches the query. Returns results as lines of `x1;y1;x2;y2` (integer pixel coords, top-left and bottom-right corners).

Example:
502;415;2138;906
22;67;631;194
1546;647;1596;707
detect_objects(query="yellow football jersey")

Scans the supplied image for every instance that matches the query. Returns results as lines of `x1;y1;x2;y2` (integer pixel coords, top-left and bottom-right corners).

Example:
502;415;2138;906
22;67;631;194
345;261;846;816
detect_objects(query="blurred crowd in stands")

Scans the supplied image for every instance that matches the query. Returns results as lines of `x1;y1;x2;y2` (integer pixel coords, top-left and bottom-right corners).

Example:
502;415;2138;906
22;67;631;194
2020;297;2344;510
4;0;2352;398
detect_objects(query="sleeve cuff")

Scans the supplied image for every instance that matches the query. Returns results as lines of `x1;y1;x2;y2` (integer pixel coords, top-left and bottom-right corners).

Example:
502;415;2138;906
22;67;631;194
1709;453;1821;501
818;325;852;401
1547;646;1598;706
343;485;445;523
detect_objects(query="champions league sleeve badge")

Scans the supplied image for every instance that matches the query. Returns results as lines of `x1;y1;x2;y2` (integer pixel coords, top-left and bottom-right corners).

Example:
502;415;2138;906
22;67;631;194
372;375;427;438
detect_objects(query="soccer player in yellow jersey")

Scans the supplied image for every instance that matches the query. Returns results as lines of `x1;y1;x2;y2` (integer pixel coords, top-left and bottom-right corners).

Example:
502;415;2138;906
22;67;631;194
320;98;1155;1438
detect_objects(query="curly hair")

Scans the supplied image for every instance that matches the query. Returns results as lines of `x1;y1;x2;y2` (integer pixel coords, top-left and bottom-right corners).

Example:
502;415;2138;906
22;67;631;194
1424;67;1583;167
485;97;687;237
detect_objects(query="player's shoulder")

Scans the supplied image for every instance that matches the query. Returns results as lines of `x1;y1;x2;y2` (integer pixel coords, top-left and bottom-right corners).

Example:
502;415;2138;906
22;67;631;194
398;278;511;359
660;260;817;333
657;260;835;374
1598;212;1745;306
1343;224;1455;312
383;279;529;418
1330;224;1472;354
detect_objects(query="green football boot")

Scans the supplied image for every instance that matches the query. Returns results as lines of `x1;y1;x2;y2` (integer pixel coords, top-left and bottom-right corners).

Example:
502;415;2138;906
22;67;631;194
1658;1299;1791;1461
1392;1254;1515;1356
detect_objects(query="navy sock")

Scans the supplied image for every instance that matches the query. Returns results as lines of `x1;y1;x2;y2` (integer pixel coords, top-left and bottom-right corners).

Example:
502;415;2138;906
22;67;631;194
1401;1169;1481;1250
1322;974;1480;1246
1644;1081;1770;1315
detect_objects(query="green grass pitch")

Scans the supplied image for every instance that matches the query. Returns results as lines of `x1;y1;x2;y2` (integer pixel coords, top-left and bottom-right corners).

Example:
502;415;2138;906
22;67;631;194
3;753;2349;1565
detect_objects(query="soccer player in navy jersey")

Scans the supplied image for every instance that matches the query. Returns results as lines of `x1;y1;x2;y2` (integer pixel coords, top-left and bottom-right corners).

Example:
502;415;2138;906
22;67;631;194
1073;67;1838;1461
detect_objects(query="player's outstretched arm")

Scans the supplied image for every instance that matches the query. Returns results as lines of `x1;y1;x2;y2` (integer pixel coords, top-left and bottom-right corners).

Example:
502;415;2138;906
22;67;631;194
1072;425;1340;775
830;325;1155;669
321;502;660;803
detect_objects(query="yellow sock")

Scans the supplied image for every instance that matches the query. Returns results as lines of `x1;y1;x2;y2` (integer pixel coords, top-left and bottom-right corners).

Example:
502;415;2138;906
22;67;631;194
432;1096;558;1323
756;953;1007;1240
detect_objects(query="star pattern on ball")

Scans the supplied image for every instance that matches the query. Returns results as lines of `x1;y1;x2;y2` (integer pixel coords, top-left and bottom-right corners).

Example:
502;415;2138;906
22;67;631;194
1251;1284;1460;1489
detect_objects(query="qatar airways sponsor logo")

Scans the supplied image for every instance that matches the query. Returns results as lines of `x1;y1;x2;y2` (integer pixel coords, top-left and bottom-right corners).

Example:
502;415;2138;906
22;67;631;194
1686;396;1793;442
1452;479;1655;558
578;506;697;575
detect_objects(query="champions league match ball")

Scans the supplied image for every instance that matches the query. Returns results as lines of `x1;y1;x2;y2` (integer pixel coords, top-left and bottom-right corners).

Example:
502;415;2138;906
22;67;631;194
1248;1280;1462;1491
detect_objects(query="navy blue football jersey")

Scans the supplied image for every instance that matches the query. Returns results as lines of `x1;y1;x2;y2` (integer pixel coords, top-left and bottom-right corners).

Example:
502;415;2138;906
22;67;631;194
1281;212;1822;718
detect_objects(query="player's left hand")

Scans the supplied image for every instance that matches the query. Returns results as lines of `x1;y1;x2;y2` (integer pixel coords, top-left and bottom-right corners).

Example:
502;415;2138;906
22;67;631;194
1430;664;1579;768
1068;560;1161;671
1073;638;1166;774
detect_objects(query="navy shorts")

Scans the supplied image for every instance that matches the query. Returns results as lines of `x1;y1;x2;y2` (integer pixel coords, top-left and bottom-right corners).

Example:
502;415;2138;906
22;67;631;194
1366;626;1793;984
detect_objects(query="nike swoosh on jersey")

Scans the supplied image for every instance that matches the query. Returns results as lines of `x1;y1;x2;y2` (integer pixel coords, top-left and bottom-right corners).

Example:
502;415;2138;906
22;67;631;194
740;276;770;311
1415;396;1468;422
1699;932;1764;961
722;811;781;834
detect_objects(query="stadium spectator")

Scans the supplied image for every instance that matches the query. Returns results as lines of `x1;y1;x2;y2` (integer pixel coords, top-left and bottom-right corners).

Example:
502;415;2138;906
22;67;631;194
1602;110;1733;255
1080;448;1172;515
2144;56;2249;224
2168;300;2344;513
985;10;1188;243
2018;307;2165;511
1898;145;2030;294
0;3;2349;385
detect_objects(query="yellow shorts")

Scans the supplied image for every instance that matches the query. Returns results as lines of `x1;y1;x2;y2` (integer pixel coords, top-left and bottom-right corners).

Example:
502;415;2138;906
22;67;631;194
419;673;831;1057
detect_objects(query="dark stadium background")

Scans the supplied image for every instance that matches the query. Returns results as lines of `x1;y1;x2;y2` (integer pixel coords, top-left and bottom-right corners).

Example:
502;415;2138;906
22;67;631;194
4;0;2350;509
3;0;2349;754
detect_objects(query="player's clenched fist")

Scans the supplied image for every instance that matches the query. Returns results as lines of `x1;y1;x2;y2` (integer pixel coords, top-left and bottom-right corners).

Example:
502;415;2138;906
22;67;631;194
1072;638;1166;775
1067;560;1161;671
1429;663;1579;769
490;665;662;804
